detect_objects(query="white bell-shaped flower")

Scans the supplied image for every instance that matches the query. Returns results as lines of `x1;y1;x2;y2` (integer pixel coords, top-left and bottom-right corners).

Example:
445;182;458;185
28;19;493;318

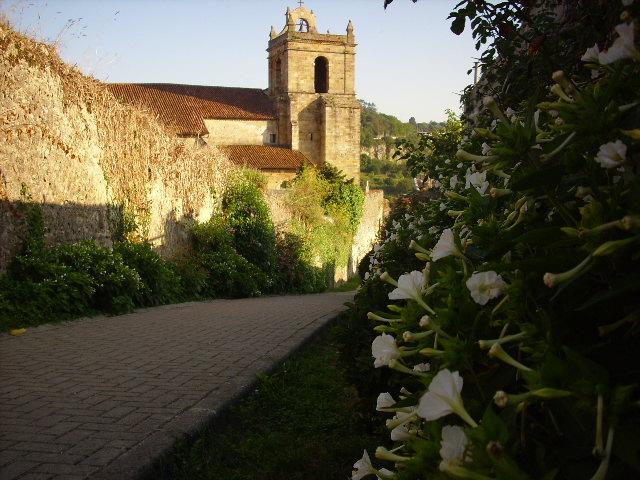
371;334;401;368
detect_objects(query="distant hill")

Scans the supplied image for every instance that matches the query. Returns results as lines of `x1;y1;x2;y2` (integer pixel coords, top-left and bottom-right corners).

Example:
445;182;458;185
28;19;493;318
359;100;445;159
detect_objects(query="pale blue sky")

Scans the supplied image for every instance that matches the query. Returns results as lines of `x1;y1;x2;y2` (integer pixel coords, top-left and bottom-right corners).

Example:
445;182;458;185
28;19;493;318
3;0;478;122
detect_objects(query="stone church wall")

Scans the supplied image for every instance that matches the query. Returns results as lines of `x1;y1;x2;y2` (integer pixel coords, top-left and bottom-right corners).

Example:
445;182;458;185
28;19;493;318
204;119;277;146
0;23;233;271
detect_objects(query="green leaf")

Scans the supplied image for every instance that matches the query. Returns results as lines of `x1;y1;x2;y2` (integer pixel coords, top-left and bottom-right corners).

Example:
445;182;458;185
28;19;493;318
451;14;466;35
576;274;640;310
509;166;564;191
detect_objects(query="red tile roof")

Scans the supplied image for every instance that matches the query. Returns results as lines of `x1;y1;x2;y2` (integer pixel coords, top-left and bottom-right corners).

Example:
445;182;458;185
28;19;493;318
218;145;312;170
106;83;276;135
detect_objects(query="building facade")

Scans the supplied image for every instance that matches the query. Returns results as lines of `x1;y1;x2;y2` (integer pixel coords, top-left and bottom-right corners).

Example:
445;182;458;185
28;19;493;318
108;4;360;188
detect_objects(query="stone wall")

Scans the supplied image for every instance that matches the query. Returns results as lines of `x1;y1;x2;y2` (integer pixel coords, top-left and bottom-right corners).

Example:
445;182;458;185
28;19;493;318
0;23;233;271
347;189;385;279
204;119;278;146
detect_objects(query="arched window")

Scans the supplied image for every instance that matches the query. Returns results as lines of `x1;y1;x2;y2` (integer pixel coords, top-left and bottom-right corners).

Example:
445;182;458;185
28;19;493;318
297;18;309;32
314;56;328;94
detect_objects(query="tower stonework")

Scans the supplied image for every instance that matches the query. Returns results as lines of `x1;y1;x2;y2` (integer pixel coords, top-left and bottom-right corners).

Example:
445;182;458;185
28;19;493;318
267;5;360;181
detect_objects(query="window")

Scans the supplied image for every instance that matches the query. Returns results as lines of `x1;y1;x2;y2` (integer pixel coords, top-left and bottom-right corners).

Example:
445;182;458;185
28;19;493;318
270;133;277;144
297;18;309;32
314;56;328;93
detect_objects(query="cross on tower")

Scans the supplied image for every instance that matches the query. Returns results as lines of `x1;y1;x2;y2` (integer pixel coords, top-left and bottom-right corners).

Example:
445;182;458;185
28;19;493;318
297;0;304;7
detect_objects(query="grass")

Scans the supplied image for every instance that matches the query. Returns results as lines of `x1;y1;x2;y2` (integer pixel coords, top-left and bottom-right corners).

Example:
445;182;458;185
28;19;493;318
146;325;384;480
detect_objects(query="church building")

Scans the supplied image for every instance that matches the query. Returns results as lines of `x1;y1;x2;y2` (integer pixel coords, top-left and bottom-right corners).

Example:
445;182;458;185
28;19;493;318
107;4;361;189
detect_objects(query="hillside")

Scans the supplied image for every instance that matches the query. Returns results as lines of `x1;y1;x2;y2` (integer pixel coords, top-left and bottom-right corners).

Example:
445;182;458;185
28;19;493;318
359;100;446;199
359;99;444;159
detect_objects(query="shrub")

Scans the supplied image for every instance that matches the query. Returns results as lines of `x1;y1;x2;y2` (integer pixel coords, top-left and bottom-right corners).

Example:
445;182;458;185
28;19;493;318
0;240;142;330
223;170;279;290
275;232;328;293
46;241;141;314
354;2;640;479
114;242;183;307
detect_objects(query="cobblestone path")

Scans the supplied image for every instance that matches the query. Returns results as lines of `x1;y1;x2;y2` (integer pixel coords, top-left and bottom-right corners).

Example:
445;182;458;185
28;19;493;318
0;292;353;480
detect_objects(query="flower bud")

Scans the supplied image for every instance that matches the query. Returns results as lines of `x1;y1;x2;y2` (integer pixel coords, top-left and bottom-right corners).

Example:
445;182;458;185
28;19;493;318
419;347;445;357
486;440;504;457
380;271;398;287
455;149;499;163
368;312;401;323
419;315;431;328
375;446;411;462
488;344;533;371
592;237;637;257
622;215;640;231
490;188;512;198
494;390;509;408
409;240;429;254
550;84;573;103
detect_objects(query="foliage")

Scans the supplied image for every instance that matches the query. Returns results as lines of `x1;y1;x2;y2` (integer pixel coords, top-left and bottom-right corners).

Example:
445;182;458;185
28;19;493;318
361;154;414;200
191;216;265;298
223;170;279;286
394;110;464;178
114;242;183;307
191;169;279;297
275;232;328;294
448;0;621;122
287;164;365;272
353;1;640;479
0;240;143;330
146;328;385;480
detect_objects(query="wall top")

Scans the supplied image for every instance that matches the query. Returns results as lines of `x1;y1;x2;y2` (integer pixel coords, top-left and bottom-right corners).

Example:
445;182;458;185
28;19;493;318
269;5;355;44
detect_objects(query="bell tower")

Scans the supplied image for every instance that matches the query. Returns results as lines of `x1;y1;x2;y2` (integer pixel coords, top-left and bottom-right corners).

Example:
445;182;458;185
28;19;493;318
267;4;360;180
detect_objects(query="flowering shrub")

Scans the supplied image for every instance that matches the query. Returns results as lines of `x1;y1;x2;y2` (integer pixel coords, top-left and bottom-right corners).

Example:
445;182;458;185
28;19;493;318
353;1;640;478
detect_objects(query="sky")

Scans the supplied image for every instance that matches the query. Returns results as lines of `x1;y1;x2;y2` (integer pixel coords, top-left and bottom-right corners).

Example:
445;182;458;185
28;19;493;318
2;0;479;122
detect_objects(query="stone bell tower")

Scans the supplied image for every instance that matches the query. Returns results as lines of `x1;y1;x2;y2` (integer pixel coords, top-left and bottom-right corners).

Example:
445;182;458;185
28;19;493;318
267;4;360;181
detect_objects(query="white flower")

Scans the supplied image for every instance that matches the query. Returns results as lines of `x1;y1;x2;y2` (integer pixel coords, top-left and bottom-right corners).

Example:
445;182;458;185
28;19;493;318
581;43;600;62
457;162;463;168
439;202;447;211
352;450;377;480
389;270;424;302
450;175;460;189
376;392;396;411
465;271;508;305
465;170;489;194
413;362;431;372
599;22;637;64
431;228;459;261
391;423;412;441
439;425;468;472
372;334;401;368
417;369;477;429
481;142;492;155
595;140;627;168
364;272;370;280
428;226;439;234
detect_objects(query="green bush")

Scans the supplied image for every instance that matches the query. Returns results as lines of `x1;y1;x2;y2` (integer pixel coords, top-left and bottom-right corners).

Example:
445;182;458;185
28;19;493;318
47;241;142;314
114;242;183;307
275;232;328;293
352;2;640;478
0;240;142;330
223;170;279;289
191;215;267;298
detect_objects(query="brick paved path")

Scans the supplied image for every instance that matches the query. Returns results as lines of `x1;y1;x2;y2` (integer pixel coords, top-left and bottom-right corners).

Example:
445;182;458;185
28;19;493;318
0;292;353;480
